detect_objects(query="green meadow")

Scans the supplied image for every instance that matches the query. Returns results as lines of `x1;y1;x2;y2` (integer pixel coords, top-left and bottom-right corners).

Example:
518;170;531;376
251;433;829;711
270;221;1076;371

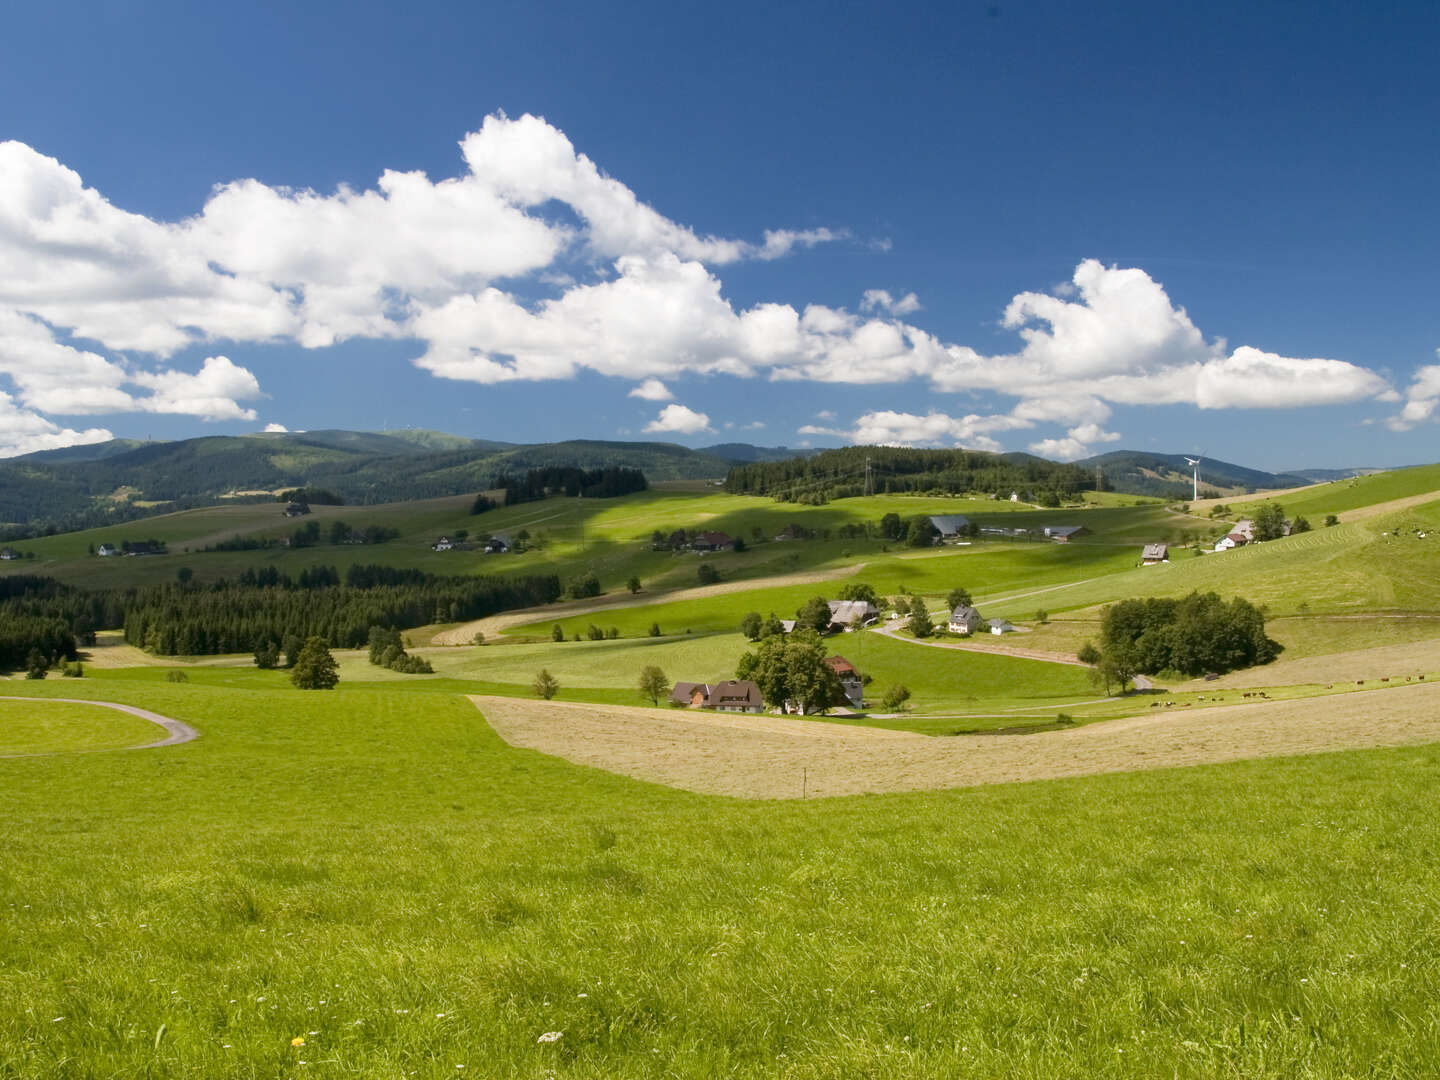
0;698;158;755
1225;463;1440;521
5;675;1440;1078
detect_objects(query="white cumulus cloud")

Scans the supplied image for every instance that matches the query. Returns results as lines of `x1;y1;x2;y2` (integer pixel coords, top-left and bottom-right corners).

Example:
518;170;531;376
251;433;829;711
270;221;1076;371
0;115;1404;458
643;403;712;434
627;377;674;401
1387;358;1440;431
263;422;289;432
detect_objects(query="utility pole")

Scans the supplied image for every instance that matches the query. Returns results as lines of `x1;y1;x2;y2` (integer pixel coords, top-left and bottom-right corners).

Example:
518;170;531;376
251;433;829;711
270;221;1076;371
865;456;873;497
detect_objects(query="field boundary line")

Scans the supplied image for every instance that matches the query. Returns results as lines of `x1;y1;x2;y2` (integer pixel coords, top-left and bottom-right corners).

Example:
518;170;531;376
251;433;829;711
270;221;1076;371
0;696;199;759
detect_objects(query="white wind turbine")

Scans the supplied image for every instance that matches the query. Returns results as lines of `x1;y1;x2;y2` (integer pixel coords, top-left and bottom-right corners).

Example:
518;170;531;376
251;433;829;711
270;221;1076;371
1184;453;1205;501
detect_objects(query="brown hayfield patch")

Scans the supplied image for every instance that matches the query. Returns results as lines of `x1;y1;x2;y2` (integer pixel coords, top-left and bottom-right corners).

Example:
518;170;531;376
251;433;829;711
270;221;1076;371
472;683;1440;800
1177;639;1439;691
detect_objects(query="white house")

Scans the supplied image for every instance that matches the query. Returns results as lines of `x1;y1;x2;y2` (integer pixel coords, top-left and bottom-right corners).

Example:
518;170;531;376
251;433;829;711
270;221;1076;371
432;536;454;552
1214;533;1247;552
989;619;1015;635
948;606;984;635
97;543;118;557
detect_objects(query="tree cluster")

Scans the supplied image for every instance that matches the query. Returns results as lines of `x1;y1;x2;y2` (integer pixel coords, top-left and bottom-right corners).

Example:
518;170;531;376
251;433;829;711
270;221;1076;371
277;488;345;506
366;625;434;674
497;466;647;504
1086;591;1279;684
724;447;1094;503
735;630;846;714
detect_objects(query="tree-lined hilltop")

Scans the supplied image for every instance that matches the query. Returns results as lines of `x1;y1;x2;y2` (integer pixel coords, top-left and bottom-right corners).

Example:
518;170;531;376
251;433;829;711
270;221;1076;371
725;446;1098;503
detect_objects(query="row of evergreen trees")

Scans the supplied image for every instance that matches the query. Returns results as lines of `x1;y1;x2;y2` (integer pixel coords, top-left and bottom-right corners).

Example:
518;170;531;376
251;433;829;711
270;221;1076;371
724;447;1095;503
122;571;561;656
496;466;648;504
0;568;560;665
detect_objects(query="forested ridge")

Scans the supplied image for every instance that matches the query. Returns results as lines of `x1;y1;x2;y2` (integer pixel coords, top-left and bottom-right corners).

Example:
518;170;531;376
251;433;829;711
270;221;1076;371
725;447;1097;502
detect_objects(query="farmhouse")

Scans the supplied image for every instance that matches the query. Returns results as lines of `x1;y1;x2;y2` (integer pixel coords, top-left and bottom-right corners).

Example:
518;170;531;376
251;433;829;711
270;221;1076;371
827;599;878;632
948;605;984;635
710;680;764;712
928;514;971;540
1043;525;1088;542
825;656;865;707
774;524;806;541
1232;518;1255;541
693;531;734;552
432;536;454;552
667;680;764;712
1141;542;1169;564
1214;533;1247;552
484;536;510;554
0;548;18;561
97;543;118;557
283;502;309;517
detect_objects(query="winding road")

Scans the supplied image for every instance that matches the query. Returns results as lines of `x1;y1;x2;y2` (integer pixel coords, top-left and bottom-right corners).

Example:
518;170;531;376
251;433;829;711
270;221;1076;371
0;696;200;758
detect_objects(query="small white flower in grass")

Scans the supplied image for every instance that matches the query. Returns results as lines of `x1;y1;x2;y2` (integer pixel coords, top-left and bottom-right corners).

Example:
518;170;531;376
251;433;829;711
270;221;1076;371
537;1031;564;1044
51;1017;64;1023
576;993;586;999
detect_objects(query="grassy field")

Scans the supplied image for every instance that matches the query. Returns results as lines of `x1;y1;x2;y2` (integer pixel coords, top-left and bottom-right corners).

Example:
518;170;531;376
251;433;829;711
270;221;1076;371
5;674;1440;1077
1221;463;1440;522
393;629;1097;718
0;697;159;755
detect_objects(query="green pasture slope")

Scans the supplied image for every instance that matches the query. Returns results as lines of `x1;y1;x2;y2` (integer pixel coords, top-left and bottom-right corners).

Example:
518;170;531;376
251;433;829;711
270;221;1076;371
1225;463;1440;521
4;673;1440;1077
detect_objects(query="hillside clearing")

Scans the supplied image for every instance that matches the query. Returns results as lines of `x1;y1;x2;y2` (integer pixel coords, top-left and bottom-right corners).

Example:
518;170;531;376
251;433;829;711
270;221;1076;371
473;681;1440;799
431;562;868;643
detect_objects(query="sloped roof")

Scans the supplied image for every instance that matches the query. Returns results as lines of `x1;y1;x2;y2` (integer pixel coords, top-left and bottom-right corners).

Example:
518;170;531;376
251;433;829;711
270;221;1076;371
1142;542;1168;560
825;656;858;676
950;605;982;622
711;680;762;707
929;514;971;534
669;681;709;705
827;599;877;625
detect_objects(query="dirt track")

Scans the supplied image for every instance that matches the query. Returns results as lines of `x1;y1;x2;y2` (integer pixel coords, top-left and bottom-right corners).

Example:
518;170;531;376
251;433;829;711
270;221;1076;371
472;682;1440;800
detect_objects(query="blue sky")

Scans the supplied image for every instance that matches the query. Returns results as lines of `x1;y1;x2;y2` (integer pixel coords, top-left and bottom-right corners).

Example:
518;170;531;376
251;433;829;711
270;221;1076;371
1;0;1437;469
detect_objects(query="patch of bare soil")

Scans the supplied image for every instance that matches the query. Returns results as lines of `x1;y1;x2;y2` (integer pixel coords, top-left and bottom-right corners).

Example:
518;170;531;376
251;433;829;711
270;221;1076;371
472;683;1440;800
433;563;865;644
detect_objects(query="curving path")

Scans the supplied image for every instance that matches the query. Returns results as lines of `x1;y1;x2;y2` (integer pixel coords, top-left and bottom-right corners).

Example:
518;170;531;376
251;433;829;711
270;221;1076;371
0;696;200;759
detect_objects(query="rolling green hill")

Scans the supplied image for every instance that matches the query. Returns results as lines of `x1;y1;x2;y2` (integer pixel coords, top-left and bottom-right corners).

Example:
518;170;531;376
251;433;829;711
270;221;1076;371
1079;450;1310;499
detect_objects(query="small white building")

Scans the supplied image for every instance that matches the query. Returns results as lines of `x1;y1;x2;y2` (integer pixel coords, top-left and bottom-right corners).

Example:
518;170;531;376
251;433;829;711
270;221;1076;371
432;536;454;552
97;543;118;557
989;619;1015;635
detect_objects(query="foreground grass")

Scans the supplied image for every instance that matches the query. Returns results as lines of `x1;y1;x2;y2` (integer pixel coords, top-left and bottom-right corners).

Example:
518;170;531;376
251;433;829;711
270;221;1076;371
0;697;159;755
5;675;1440;1077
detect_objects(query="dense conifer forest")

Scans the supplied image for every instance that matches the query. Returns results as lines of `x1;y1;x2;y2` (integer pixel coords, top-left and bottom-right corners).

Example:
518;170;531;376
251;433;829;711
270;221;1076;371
0;568;561;665
725;447;1097;502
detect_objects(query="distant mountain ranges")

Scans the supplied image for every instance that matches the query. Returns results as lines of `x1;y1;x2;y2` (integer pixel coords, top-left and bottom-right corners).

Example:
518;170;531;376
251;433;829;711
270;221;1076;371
0;428;1386;534
0;430;812;532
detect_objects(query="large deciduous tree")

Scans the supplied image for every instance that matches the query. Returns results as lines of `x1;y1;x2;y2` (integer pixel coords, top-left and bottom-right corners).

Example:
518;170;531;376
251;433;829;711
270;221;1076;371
736;630;845;715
